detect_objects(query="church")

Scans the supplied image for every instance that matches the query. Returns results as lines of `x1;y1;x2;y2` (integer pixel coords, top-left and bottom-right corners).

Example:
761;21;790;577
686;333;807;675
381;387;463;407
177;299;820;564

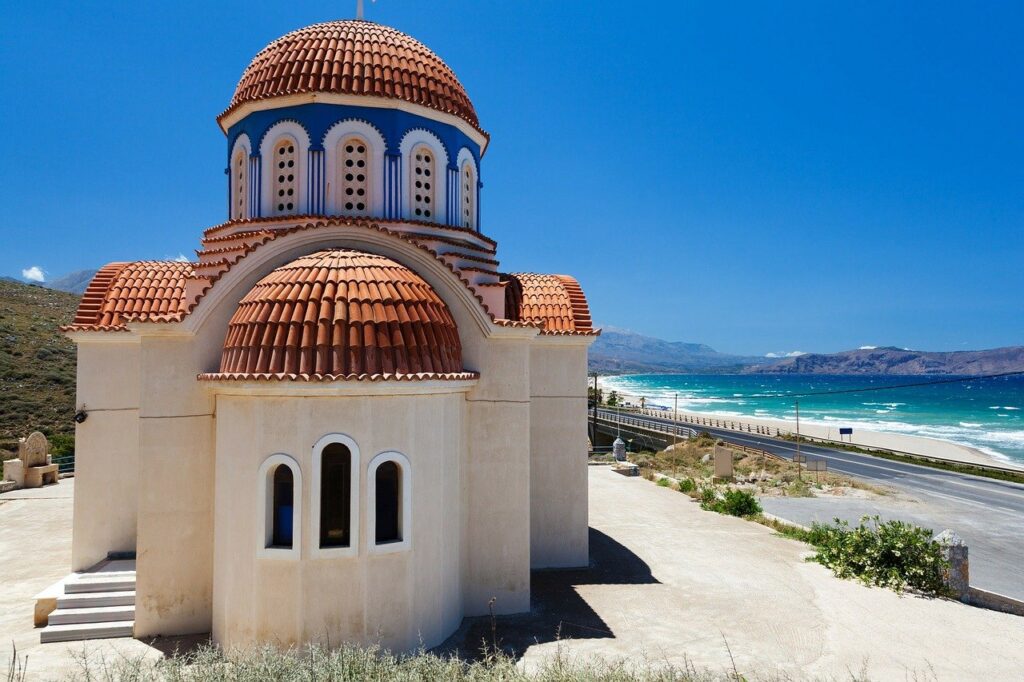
60;18;596;650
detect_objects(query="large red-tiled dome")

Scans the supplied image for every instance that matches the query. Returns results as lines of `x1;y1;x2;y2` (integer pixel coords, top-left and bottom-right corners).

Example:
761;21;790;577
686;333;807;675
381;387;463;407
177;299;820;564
215;249;468;380
221;20;479;129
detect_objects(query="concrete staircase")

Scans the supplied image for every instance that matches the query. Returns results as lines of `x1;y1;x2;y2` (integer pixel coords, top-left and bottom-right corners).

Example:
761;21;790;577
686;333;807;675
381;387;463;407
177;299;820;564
39;560;136;643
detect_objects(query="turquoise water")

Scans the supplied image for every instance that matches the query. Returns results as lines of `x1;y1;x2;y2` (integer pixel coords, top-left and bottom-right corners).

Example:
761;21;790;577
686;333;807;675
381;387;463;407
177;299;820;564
599;374;1024;464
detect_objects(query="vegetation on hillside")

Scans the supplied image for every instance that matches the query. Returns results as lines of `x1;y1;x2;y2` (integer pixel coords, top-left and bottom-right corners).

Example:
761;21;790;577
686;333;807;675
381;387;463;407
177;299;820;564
0;280;78;457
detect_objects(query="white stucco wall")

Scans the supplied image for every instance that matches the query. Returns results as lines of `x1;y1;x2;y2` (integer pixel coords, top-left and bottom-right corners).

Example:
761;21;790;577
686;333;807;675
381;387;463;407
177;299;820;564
528;341;591;568
211;390;466;652
70;340;141;571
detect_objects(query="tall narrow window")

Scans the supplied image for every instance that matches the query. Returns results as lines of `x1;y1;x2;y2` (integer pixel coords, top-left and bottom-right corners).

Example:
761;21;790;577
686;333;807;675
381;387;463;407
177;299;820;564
338;138;369;215
374;461;401;543
272;137;297;215
461;162;476;229
411;145;435;221
271;465;294;548
319;443;352;548
233;150;248;220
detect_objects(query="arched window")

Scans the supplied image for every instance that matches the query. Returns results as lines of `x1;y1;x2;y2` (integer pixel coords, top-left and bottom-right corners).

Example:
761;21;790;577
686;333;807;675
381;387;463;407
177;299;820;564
410;145;435;221
461;161;476;229
374;461;401;543
338;137;369;216
271;137;298;215
272;465;294;547
311;434;360;558
258;454;301;559
319;443;352;547
368;452;411;553
232;149;248;220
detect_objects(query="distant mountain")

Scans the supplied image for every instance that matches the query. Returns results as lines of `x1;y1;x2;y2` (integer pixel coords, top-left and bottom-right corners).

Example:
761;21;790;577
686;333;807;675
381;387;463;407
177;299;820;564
743;346;1024;375
46;269;98;295
589;326;774;374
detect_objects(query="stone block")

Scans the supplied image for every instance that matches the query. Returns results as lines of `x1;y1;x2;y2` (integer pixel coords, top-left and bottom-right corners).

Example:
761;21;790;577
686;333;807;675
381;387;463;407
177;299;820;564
3;459;25;487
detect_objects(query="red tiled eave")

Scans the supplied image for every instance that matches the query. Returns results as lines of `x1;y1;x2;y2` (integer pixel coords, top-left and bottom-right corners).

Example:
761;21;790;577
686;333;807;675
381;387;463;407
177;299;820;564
501;273;598;336
63;261;193;332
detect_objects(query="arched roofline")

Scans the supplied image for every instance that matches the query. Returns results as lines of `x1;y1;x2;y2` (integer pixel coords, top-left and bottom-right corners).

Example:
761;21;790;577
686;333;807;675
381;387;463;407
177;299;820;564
182;221;524;344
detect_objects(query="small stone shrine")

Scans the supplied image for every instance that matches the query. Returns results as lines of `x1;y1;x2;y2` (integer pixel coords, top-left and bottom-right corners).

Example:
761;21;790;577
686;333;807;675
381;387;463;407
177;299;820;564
2;431;59;489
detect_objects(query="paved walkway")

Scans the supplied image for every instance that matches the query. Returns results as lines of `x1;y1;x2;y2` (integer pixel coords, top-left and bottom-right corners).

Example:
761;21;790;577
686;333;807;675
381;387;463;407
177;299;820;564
0;480;160;680
514;468;1024;680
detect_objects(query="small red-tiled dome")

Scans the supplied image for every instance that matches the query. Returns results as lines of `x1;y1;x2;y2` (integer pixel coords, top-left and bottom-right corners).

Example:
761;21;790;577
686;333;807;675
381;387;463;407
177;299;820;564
216;249;466;380
222;20;480;129
503;273;596;334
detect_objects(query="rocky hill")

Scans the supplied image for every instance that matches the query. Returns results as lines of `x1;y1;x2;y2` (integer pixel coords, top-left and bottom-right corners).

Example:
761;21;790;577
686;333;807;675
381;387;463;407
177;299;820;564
0;279;79;443
744;346;1024;375
589;326;772;374
46;269;98;295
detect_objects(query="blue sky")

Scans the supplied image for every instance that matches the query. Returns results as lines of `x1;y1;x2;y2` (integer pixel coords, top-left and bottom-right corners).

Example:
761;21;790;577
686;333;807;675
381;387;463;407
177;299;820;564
1;1;1021;355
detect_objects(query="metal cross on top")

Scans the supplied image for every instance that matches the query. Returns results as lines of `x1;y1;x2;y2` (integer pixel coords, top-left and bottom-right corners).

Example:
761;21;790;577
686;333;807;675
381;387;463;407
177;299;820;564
356;0;377;20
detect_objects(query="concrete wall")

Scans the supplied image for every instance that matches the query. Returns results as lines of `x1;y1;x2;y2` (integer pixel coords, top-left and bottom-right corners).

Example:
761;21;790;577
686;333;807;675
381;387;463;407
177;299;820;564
211;391;465;652
528;341;590;569
71;340;141;571
462;338;532;615
133;335;216;637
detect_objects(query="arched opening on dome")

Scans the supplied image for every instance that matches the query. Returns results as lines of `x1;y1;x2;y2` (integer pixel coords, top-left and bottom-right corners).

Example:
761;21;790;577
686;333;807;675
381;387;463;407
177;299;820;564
337;136;370;216
233;149;249;220
410;145;435;221
461;160;476;230
271;136;299;215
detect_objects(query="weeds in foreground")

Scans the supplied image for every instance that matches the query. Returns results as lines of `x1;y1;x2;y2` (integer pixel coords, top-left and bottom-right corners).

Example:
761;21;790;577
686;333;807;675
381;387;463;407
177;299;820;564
57;642;748;682
701;488;762;518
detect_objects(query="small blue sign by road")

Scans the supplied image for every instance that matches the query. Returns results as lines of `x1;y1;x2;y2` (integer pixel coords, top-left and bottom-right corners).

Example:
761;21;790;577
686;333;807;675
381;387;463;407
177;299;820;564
839;427;853;435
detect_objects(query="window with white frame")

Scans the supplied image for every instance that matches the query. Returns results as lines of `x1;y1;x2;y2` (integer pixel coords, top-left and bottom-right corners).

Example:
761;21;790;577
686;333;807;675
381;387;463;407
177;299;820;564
272;137;298;215
410;145;435;221
338;137;369;215
258;454;302;559
233;149;248;220
367;452;411;553
311;434;360;558
461;161;476;229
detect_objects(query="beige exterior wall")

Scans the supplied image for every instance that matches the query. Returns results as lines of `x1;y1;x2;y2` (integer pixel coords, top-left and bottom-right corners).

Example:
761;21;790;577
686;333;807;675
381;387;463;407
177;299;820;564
134;335;216;637
211;390;466;652
70;340;141;571
528;341;590;568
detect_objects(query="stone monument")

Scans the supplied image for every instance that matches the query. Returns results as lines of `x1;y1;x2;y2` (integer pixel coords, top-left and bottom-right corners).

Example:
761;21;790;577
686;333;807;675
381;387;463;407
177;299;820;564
713;445;734;482
2;431;59;489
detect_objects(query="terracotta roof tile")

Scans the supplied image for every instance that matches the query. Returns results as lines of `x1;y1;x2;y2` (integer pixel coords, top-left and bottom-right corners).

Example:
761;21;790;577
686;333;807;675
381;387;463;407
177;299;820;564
64;261;193;331
217;249;464;379
221;20;483;133
502;273;597;335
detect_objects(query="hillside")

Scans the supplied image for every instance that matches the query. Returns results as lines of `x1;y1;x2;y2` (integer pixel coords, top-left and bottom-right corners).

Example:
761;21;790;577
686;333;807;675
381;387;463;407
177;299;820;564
589;326;772;374
744;346;1024;375
0;279;79;443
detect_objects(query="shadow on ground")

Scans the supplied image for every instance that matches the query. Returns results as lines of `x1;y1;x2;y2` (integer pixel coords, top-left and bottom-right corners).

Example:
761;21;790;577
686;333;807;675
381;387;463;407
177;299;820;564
434;527;659;661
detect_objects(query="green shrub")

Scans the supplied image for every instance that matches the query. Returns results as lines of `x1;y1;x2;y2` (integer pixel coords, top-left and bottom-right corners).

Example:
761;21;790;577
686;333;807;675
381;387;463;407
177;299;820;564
656;477;672;487
678;477;696;494
49;434;75;458
702;488;762;517
807;516;949;595
699;485;718;508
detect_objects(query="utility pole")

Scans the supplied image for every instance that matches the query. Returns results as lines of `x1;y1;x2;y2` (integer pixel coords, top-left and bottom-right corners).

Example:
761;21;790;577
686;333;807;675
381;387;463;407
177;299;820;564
673;392;679;449
591;373;599;445
795;398;802;480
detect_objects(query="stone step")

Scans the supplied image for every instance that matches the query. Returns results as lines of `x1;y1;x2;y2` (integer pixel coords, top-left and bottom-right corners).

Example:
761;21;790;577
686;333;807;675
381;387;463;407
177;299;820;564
56;590;135;609
64;577;136;594
48;605;135;626
40;620;134;643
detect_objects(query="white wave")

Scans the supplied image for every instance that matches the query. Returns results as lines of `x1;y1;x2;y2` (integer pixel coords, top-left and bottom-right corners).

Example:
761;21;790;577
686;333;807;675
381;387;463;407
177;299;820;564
960;422;982;428
1004;406;1020;411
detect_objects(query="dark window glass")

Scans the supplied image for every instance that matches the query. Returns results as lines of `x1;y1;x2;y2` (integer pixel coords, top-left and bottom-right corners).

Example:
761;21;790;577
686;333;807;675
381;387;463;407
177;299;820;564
375;461;401;544
271;465;294;548
320;444;352;547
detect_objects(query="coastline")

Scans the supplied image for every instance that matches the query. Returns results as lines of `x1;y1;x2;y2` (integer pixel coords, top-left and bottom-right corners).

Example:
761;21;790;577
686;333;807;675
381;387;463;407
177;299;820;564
595;377;1022;471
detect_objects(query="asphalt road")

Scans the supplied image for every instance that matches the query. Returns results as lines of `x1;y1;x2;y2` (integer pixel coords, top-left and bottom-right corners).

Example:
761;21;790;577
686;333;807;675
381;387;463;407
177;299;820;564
595;408;1024;599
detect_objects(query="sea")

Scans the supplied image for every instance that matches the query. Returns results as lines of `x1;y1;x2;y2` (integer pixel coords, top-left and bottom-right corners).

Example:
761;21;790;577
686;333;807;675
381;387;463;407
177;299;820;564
599;374;1024;465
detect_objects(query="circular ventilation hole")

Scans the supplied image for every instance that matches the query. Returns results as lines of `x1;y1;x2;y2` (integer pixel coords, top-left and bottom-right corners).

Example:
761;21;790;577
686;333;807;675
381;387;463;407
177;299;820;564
346;202;354;210
346;145;354;153
286;202;294;210
345;188;354;196
356;174;364;182
424;210;431;217
415;208;422;216
357;202;365;210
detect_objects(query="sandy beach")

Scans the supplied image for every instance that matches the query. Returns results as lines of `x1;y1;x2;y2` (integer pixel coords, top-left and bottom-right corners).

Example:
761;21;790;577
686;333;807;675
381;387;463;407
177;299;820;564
596;378;1021;470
